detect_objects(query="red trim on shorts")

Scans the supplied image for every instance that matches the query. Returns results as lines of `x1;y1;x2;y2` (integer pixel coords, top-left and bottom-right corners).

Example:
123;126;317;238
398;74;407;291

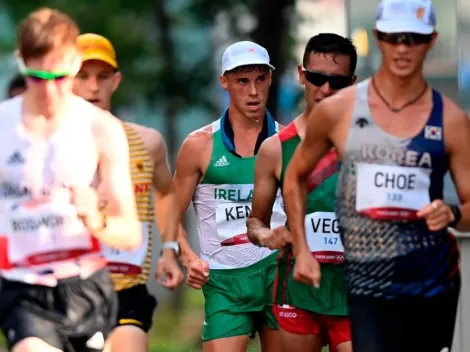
273;305;352;352
273;247;293;304
282;250;294;304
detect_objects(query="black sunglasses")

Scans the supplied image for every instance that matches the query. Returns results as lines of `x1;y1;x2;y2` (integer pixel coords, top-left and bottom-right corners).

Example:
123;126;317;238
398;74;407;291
376;31;434;46
302;69;352;90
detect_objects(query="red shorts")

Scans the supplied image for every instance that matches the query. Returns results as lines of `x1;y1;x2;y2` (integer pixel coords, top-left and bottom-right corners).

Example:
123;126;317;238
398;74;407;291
273;304;351;352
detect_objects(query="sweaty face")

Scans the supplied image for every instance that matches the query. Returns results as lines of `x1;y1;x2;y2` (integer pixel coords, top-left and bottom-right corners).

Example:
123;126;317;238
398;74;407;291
24;47;80;117
220;66;272;121
73;60;120;111
299;52;354;110
375;30;437;79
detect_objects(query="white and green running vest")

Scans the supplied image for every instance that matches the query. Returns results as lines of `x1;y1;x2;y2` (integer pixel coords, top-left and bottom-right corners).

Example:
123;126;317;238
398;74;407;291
193;117;286;269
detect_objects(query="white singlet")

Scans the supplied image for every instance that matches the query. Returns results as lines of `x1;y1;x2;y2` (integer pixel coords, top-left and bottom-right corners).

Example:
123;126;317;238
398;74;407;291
0;96;103;286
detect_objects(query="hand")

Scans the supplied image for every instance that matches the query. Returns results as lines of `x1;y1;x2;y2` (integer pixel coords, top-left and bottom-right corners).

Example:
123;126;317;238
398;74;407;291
293;250;321;288
156;250;185;289
70;187;102;230
186;258;210;289
417;199;454;231
259;225;292;250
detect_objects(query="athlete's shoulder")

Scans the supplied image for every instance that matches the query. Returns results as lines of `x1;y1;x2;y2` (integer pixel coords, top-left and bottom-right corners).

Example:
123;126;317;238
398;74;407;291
258;135;282;165
441;94;468;123
181;122;214;152
0;95;21;121
126;122;167;162
311;85;357;129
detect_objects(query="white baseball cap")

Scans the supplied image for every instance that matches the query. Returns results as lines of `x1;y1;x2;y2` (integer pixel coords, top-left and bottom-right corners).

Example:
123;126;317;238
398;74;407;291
375;0;436;34
221;41;275;74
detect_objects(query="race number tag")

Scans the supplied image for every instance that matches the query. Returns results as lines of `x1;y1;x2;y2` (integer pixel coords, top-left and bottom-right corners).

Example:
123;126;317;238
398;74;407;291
5;201;93;268
356;163;431;220
102;222;150;275
216;200;286;246
305;212;344;264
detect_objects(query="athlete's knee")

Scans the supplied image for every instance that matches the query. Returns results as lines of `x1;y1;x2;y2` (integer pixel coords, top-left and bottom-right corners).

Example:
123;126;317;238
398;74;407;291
106;325;148;352
203;335;250;352
12;337;63;352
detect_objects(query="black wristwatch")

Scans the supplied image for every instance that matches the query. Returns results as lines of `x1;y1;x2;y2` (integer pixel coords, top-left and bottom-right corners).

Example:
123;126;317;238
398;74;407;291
448;204;461;229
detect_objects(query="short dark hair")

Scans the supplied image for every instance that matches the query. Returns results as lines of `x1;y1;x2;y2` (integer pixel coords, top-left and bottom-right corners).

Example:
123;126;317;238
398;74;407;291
302;33;357;76
7;74;26;98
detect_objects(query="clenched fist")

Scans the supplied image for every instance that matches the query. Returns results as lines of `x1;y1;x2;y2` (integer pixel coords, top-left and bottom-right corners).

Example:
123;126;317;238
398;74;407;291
259;225;292;250
186;258;210;289
293;250;321;288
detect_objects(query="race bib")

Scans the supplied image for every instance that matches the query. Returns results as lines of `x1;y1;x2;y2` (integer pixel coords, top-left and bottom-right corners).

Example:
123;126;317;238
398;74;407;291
4;200;94;268
102;222;150;275
356;163;431;220
305;212;344;264
216;200;286;246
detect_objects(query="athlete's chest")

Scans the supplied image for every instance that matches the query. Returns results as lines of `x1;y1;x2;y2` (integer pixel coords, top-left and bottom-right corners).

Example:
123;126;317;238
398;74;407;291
0;132;98;192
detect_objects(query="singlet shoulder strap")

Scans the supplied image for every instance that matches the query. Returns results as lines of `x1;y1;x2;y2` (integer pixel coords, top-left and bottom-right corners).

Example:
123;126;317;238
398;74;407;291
350;79;373;127
279;122;298;142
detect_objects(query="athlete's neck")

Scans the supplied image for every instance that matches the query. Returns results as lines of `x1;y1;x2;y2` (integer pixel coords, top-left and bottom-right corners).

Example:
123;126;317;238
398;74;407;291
373;67;427;107
22;92;71;120
227;105;264;133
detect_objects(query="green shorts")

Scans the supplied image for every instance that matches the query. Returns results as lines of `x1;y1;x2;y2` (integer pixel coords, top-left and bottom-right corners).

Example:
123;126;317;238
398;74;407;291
274;247;348;316
201;251;279;342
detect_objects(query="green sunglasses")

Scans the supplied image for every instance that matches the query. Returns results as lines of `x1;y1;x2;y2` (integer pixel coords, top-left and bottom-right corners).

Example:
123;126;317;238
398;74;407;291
23;68;72;82
16;55;75;82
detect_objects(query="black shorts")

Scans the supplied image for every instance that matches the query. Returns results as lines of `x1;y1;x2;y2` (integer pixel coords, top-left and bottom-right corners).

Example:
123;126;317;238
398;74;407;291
115;284;157;333
0;268;117;352
348;273;460;352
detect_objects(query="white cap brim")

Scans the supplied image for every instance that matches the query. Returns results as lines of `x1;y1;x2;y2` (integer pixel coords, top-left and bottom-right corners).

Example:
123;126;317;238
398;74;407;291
222;60;276;74
376;19;434;34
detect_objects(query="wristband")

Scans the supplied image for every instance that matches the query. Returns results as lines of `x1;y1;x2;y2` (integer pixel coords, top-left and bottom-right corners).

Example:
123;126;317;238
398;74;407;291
448;204;461;229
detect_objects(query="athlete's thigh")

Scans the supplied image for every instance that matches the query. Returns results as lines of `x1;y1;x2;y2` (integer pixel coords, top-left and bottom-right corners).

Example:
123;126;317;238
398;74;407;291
259;325;281;352
321;315;352;352
0;305;64;352
406;279;460;352
115;285;157;333
105;326;148;352
12;337;63;352
203;335;250;352
273;305;322;352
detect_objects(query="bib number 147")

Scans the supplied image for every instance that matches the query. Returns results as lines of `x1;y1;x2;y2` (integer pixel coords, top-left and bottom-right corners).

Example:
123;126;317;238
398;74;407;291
324;237;338;245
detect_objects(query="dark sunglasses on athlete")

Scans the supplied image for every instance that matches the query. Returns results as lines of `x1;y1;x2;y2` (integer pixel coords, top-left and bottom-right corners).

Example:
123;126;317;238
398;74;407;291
302;68;352;90
376;30;434;46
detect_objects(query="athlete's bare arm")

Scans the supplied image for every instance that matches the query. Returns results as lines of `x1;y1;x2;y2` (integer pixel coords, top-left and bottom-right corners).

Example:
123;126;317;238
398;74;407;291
247;136;290;249
92;112;142;251
283;101;338;256
173;127;213;266
443;100;470;231
132;124;179;244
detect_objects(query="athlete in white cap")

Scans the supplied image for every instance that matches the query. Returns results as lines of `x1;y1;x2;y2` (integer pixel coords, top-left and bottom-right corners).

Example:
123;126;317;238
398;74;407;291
282;0;470;351
174;41;286;352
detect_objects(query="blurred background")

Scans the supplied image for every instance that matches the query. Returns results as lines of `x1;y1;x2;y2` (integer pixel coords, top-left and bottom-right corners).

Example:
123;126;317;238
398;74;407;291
0;0;469;351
